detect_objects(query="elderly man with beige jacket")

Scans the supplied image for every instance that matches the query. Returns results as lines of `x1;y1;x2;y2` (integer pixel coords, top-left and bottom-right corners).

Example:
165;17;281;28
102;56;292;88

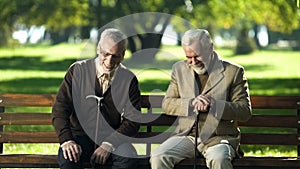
150;29;252;169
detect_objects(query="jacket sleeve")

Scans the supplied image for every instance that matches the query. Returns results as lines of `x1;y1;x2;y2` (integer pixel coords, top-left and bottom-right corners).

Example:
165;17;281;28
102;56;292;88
215;66;252;122
51;65;75;144
162;64;194;117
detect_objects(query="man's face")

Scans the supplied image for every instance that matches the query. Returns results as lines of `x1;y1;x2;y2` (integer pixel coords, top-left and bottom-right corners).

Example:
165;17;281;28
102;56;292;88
183;45;205;69
97;36;125;72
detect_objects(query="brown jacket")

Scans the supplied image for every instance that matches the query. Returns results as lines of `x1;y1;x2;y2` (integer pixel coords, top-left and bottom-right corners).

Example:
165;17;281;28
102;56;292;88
162;52;252;156
52;58;141;148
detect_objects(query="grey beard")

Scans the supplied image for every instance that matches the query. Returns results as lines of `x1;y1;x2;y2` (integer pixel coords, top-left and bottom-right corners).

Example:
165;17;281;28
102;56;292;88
191;66;207;75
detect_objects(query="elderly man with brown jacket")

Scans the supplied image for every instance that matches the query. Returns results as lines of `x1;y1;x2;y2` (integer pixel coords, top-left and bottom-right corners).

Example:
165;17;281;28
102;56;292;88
150;29;252;169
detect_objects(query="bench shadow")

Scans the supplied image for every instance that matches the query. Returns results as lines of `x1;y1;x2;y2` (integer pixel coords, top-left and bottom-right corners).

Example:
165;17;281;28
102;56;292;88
243;64;273;72
0;55;76;71
123;58;178;70
248;78;300;95
0;77;63;94
139;79;170;94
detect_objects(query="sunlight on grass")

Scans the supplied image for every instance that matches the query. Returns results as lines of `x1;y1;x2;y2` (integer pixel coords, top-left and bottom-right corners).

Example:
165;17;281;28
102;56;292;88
3;143;59;154
1;43;299;95
133;144;147;156
0;70;65;81
243;145;297;157
221;50;300;79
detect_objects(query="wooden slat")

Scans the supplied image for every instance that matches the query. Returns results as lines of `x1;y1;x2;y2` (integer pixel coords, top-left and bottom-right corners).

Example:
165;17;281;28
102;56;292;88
1;131;299;145
0;94;56;107
238;115;299;128
0;113;298;128
140;114;177;126
180;157;300;167
0;154;92;168
1;94;300;109
0;131;171;144
0;155;299;167
143;114;300;128
0;131;58;143
232;157;300;167
241;133;300;145
0;154;58;167
0;113;51;125
250;95;300;109
136;133;300;145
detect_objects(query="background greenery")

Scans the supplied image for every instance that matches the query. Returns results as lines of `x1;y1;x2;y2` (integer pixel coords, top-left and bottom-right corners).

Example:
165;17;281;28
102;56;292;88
1;0;300;55
1;42;299;95
0;42;299;160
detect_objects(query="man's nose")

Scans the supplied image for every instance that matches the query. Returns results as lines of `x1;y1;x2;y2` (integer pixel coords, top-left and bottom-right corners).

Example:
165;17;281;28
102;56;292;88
105;55;113;62
191;57;198;64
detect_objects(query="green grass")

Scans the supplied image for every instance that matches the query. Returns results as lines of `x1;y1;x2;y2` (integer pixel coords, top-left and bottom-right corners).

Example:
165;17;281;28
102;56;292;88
1;43;299;95
1;42;300;158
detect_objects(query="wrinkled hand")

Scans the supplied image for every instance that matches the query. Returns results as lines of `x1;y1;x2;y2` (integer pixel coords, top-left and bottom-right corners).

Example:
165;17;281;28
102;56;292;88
192;94;212;113
90;144;112;165
61;140;82;163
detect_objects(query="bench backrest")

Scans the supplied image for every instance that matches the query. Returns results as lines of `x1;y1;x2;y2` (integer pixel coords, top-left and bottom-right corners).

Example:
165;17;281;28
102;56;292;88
0;94;300;157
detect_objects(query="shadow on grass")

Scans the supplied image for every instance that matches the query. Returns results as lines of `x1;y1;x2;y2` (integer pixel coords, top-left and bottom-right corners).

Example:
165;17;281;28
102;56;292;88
248;78;300;95
139;79;170;94
0;55;177;71
0;55;76;71
243;64;273;72
123;58;178;70
1;76;299;96
0;77;171;94
0;77;63;94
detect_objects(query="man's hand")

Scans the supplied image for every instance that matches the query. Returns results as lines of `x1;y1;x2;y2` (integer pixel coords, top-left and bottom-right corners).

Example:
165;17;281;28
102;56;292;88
90;144;113;165
60;140;82;163
192;94;212;113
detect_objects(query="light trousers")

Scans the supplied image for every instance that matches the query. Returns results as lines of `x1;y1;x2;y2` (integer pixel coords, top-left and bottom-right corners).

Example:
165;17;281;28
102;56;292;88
150;136;235;169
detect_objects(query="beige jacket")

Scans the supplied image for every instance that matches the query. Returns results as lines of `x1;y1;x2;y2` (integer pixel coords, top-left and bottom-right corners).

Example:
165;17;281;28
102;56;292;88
162;52;252;157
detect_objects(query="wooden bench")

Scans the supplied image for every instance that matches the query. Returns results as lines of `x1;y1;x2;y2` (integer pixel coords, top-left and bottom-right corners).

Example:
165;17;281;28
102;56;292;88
0;93;300;168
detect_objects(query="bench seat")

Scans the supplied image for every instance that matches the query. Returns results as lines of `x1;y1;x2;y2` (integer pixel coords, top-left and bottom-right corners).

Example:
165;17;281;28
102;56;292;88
0;94;300;168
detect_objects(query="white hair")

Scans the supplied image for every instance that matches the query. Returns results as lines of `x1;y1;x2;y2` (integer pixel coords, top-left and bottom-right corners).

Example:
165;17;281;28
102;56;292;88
181;29;213;55
99;28;128;50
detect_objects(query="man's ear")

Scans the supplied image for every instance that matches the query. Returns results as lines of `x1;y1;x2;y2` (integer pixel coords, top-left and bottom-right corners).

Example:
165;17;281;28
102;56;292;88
121;49;126;60
96;45;101;55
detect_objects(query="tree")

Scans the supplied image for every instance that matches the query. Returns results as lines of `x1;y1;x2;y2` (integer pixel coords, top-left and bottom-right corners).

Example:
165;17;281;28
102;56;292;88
2;0;299;55
173;0;300;54
87;0;186;62
0;0;89;46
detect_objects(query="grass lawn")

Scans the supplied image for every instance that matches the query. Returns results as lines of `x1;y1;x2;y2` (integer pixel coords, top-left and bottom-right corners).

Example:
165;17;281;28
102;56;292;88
1;42;299;95
0;42;299;158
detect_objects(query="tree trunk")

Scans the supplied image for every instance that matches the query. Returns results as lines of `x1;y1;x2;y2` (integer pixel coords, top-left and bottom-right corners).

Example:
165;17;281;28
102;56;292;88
253;24;262;50
130;33;163;63
0;26;10;47
235;27;256;55
50;27;72;45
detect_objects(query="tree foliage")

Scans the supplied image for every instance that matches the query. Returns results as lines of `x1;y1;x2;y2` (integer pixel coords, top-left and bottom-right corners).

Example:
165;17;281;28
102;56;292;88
0;0;89;45
1;0;300;54
173;0;300;53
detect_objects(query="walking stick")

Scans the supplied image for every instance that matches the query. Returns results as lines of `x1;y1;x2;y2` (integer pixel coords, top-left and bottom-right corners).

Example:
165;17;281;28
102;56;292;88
194;110;200;169
86;95;104;169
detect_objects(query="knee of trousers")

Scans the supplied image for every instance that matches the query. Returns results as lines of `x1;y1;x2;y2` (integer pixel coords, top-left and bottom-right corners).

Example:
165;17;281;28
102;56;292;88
150;154;165;165
150;153;176;168
111;155;138;169
58;152;83;169
206;154;232;167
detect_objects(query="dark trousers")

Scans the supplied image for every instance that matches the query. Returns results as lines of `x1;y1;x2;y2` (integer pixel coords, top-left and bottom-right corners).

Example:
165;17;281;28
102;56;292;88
58;135;138;169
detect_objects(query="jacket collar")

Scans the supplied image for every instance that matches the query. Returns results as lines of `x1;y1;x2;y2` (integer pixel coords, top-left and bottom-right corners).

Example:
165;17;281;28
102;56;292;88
202;51;225;94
